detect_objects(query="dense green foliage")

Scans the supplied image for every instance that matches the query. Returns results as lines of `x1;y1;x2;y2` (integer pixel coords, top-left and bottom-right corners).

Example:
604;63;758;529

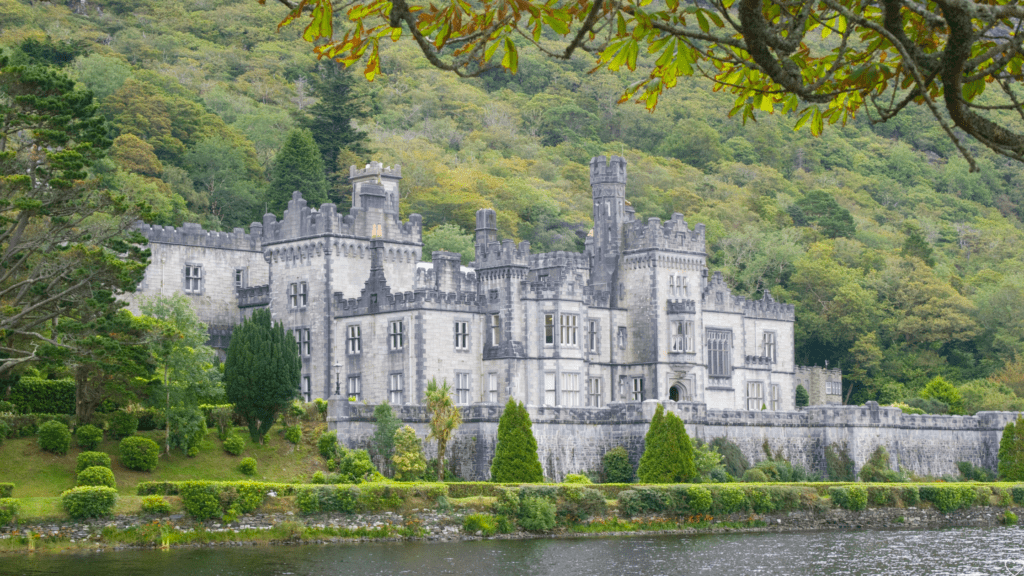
141;495;171;515
268;128;328;215
224;309;300;443
490;399;543;483
318;431;340;461
824;442;855;482
223;434;246;456
637;405;695;483
710;438;749;479
518;496;557;532
77;466;117;488
919;377;966;416
37;420;71;455
119;436;160;472
61;486;118;519
239;457;257;476
284;425;302;445
7;378;75;414
371;402;401;476
795;385;809;409
392;425;427;481
425;378;462;482
602;447;633;483
999;416;1024;481
76;451;112;473
75;424;103;450
859;446;905;482
0;498;17;525
109;411;139;440
0;483;13;498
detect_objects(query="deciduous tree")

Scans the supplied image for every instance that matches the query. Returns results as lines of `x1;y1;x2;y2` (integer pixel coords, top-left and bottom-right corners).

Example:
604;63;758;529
391;425;426;481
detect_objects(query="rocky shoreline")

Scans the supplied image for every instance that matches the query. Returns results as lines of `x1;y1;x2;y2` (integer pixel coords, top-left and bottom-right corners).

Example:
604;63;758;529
2;505;1020;554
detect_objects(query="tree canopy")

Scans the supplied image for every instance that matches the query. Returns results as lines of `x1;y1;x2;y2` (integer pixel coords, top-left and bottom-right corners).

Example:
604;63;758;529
270;0;1024;170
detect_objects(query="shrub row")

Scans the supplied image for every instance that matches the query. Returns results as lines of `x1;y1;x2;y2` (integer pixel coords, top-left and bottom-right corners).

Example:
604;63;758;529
617;484;815;516
61;486;118;519
180;481;269;520
0;498;18;525
296;483;450;514
8;377;75;415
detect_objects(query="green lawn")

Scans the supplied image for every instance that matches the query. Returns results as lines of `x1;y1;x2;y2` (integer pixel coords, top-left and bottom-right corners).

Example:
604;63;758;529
0;424;327;498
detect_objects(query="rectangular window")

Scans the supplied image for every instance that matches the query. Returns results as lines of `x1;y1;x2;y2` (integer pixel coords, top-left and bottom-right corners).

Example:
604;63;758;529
685;321;695;353
544;372;556;406
302;375;311;402
562;373;580;407
454;321;469;350
747;381;764;410
586;378;602;407
617;327;627;350
544;314;555;345
671;321;685;352
631;377;644;402
347;325;361;355
491;314;501;346
296;328;311;357
389;320;405;351
827;381;841;395
346;375;361;401
455;373;471;404
707;329;732;378
389;373;404;404
588;320;598;353
763;332;777;363
234;268;245;290
770;384;780;410
559;314;578;346
288;283;298;308
488;373;498;403
299;282;308;306
184;264;202;294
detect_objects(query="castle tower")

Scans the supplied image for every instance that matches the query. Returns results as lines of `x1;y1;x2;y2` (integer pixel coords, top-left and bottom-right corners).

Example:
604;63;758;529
590;155;627;307
349;162;402;214
475;208;498;258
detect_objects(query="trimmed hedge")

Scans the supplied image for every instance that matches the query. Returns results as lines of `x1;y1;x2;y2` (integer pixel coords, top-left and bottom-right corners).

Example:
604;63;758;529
61;486;118;519
76;451;112;473
8;377;75;415
38;420;72;455
180;480;269;520
76;424;103;450
829;486;868;511
0;483;13;498
119;436;160;472
77;466;117;488
141;495;172;515
0;498;18;525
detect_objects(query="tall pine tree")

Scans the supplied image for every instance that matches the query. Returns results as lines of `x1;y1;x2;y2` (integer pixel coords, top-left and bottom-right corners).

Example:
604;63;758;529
298;64;371;176
490;399;544;482
268;128;328;216
224;309;301;443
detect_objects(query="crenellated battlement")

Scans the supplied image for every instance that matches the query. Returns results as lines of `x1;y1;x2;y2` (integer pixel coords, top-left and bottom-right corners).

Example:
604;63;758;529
473;239;531;269
414;254;478;293
259;192;423;246
703;272;795;320
529;251;590;270
589;155;627;186
136;222;263;251
623;213;705;254
335;287;485;317
349;161;401;180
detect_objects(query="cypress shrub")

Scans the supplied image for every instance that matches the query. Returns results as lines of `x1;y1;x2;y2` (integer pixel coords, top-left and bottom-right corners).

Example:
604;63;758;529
795;385;809;408
490;399;543;482
76;451;112;473
392;425;427;481
602;447;633;483
77;466;116;488
999;416;1024;481
119;436;159;472
61;486;117;519
75;424;103;450
637;405;695;483
38;420;71;455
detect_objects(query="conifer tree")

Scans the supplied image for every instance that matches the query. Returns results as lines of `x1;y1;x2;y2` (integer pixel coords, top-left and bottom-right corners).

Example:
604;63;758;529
795;385;809;408
637;404;696;483
490;399;543;482
297;64;371;175
224;309;301;443
268;128;328;215
371;401;402;477
999;416;1024;481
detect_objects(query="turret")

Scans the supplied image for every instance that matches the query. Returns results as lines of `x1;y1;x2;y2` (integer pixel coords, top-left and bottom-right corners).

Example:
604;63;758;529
349;161;402;214
475;209;498;257
589;155;627;307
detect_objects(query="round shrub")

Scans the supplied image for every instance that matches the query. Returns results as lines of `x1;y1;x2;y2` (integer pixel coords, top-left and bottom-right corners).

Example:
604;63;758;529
223;434;245;456
311;470;326;484
742;468;768;483
61;486;118;519
77;466;116;488
0;419;11;444
76;424;103;450
518;496;556;532
38;420;71;455
686;486;713;514
0;483;13;498
285;425;302;445
76;451;112;473
119;436;160;472
0;498;18;525
239;457;257;476
318;431;340;460
141;495;172;515
109;411;139;440
602;446;633;483
1005;511;1019;526
563;473;592;484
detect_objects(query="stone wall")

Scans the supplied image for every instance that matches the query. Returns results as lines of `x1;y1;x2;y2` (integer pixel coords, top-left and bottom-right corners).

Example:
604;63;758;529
328;398;1020;481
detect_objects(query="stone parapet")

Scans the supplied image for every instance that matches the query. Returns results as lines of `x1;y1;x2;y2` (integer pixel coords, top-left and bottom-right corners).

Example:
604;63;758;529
136;222;263;251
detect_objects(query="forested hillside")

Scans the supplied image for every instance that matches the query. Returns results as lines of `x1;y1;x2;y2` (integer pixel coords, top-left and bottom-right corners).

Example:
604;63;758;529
4;0;1024;411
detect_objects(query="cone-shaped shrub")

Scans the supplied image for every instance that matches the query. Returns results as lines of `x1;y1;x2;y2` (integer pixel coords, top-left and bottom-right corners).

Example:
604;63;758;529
637;405;696;483
999;415;1024;481
490;399;543;482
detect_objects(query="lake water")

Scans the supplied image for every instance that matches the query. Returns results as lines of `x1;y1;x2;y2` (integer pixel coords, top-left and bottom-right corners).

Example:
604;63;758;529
5;527;1024;576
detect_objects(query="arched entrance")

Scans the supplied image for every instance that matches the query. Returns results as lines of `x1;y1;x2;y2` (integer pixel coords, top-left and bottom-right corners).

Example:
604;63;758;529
669;383;687;402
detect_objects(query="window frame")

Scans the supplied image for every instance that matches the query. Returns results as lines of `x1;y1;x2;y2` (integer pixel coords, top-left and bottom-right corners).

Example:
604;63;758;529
544;372;556;406
388;373;404;404
490;314;501;346
454;320;469;351
769;383;780;410
671;320;685;352
559;314;578;347
587;319;598;353
763;332;777;363
183;263;203;294
707;328;732;379
488;373;498;403
346;375;362;401
302;375;311;402
298;281;308;307
561;372;580;407
296;328;311;357
586;377;602;407
631;377;644;402
389;319;405;351
455;372;471;405
544;314;555;345
234;268;246;290
747;381;764;410
347;325;361;355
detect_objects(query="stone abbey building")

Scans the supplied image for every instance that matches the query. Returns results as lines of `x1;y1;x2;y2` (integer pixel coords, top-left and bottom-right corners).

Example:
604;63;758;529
131;155;841;414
